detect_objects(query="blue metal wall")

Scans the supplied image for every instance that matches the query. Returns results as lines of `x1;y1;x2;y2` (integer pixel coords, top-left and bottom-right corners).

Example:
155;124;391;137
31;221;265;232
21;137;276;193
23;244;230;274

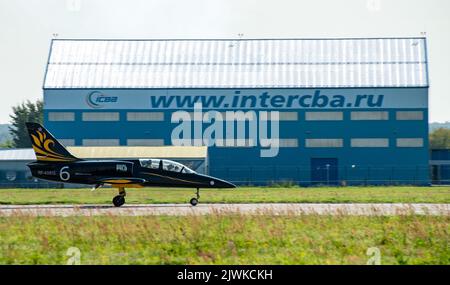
44;87;429;185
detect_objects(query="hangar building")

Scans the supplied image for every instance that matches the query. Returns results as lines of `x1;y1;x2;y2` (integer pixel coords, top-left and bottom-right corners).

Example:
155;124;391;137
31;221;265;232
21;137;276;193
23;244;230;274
43;38;429;185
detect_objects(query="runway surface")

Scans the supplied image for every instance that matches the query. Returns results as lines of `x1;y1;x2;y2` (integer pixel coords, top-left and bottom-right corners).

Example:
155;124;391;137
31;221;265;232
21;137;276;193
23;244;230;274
0;203;448;216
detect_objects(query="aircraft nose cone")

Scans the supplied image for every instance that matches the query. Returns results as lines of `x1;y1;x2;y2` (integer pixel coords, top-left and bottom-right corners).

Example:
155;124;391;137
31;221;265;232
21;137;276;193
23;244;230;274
211;178;236;188
200;174;236;188
224;181;237;188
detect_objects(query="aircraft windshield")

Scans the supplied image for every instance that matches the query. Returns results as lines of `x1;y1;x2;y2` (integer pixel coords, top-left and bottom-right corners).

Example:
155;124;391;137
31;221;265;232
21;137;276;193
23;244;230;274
139;159;195;174
139;159;160;169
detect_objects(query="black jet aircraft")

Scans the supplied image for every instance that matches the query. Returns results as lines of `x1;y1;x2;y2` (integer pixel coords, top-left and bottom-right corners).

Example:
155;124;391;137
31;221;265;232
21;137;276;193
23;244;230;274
25;122;235;207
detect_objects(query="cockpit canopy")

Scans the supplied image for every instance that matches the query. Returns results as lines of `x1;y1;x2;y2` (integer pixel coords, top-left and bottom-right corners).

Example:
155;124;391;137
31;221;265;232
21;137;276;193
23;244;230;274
139;159;195;174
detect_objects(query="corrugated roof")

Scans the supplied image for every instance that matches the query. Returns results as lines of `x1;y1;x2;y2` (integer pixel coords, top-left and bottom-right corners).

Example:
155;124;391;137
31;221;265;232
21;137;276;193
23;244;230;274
0;146;207;160
0;149;36;160
44;38;428;89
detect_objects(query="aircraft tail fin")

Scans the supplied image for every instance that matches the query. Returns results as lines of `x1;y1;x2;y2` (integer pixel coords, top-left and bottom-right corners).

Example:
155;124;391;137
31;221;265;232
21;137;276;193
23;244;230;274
26;122;79;162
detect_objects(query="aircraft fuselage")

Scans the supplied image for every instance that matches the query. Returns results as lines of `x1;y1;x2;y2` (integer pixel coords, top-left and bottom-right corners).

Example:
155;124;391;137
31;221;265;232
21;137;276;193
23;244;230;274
28;159;235;189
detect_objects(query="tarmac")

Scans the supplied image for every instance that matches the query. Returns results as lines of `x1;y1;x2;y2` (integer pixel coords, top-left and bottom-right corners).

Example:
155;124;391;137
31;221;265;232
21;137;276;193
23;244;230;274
0;203;448;216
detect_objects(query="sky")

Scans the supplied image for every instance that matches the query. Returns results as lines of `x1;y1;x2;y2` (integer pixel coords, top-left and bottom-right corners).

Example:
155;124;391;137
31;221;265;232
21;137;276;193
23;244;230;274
0;0;449;123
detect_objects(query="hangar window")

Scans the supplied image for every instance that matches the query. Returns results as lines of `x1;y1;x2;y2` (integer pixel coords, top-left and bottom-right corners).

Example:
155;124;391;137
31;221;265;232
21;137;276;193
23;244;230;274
305;139;343;148
189;112;255;122
59;139;75;146
82;112;119;121
305;112;343;121
187;112;298;121
262;112;298;121
216;139;256;147
82;139;120;146
127;139;165;146
351;111;388;120
260;139;299;147
279;139;299;147
48;112;75;121
351;138;389;147
396;138;424;148
127;112;164;121
396;111;423;120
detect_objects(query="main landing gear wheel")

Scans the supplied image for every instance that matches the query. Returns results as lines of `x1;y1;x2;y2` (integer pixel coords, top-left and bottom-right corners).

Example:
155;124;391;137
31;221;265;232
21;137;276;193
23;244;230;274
189;197;198;206
112;195;125;207
190;188;200;206
112;187;126;207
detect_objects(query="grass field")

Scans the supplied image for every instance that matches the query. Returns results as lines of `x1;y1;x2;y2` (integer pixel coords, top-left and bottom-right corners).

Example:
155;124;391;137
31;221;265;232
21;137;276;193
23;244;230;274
0;214;448;265
0;186;449;204
1;186;448;265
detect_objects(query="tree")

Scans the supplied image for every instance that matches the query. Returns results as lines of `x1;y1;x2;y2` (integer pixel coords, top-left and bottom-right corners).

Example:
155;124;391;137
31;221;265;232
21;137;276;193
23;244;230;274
0;140;14;148
429;127;450;149
9;100;43;148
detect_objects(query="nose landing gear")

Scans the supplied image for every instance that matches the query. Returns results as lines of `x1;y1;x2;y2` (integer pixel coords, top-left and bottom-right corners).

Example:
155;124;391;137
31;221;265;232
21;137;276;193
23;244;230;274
190;188;200;206
112;187;126;207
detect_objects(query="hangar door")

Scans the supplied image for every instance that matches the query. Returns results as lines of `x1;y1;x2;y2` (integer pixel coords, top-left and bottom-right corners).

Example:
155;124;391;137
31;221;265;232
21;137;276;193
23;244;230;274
310;158;338;185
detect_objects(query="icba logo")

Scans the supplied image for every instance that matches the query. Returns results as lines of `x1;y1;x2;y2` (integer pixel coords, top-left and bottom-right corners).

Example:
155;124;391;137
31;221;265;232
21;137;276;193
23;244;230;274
86;91;118;108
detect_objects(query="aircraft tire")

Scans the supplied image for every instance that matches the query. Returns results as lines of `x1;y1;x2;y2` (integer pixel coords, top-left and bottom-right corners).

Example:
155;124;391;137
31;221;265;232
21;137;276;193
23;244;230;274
113;195;125;207
189;198;199;206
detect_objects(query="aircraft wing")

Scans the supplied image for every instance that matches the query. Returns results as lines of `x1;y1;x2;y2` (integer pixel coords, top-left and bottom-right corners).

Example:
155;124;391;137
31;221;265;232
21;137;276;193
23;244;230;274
99;178;147;185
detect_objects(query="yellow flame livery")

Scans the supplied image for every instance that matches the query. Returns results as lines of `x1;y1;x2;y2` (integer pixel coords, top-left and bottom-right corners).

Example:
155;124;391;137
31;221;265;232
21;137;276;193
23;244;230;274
28;124;78;162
